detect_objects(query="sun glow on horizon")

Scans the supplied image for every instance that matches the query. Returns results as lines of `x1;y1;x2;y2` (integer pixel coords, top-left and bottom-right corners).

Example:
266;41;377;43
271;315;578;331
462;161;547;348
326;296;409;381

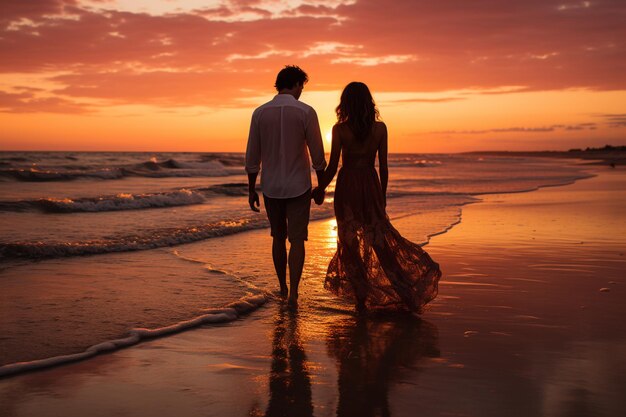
0;0;625;152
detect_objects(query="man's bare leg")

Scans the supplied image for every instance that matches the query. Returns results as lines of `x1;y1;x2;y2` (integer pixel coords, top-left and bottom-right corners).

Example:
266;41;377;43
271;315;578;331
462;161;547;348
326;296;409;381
287;239;305;306
272;237;288;298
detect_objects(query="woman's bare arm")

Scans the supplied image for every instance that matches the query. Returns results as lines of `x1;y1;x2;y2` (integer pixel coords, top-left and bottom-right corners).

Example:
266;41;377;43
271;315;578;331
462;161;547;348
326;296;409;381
378;123;389;205
319;124;342;190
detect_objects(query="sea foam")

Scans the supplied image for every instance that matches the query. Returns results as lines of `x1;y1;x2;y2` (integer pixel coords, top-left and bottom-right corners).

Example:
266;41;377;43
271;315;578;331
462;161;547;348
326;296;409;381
0;293;268;378
36;190;203;212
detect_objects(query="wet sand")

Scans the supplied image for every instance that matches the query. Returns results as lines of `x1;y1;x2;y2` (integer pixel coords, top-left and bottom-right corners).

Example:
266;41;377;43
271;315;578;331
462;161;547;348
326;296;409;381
0;250;255;366
1;169;625;417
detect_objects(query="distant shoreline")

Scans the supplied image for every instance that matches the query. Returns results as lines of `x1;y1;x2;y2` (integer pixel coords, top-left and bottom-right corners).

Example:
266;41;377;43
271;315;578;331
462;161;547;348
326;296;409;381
1;148;625;165
2;147;626;164
464;147;626;166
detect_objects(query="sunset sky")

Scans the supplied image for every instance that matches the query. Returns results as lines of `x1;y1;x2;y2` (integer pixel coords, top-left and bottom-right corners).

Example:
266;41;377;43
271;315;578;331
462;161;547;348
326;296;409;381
1;0;625;152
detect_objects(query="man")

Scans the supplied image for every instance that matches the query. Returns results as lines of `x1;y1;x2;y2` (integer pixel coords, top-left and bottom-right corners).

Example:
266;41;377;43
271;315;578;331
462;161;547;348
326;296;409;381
245;65;327;306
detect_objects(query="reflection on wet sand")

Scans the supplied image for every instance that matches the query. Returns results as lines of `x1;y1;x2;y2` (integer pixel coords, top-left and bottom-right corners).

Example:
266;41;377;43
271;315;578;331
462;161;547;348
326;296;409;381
253;306;314;417
0;351;125;417
327;315;440;417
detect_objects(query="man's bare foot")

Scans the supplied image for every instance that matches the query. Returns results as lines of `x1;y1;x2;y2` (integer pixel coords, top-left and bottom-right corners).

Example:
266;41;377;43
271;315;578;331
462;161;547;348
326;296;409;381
287;294;298;309
279;285;289;299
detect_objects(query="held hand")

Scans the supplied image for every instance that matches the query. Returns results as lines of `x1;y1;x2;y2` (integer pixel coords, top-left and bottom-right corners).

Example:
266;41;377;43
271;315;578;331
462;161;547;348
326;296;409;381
312;187;325;205
249;190;260;212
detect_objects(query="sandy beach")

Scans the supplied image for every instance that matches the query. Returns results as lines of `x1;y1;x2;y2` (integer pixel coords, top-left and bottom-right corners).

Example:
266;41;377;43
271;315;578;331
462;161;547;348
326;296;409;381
1;168;624;417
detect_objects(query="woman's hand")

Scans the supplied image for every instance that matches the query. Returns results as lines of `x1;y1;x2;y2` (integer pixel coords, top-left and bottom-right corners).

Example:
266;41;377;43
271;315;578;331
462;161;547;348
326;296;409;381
312;187;325;205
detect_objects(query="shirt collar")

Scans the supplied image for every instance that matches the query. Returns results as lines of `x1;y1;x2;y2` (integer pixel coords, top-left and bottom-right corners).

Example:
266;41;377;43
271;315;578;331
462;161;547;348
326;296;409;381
273;93;297;101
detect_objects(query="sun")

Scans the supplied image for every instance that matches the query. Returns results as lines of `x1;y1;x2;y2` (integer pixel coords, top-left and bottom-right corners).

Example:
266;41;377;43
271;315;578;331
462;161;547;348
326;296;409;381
325;130;332;146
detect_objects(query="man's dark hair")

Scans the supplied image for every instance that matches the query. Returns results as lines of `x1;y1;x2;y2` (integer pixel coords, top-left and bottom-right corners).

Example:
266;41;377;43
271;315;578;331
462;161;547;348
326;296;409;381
274;65;308;91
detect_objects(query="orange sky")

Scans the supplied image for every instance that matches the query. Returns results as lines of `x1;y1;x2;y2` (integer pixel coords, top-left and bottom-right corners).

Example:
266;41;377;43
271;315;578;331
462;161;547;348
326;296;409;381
1;0;625;152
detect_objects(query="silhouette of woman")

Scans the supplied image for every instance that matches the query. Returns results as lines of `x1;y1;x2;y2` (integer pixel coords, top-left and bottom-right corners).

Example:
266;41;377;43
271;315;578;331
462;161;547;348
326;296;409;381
314;82;441;312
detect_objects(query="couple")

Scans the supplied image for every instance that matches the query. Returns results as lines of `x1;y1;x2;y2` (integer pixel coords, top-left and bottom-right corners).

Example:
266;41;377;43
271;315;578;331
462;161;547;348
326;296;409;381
245;65;440;312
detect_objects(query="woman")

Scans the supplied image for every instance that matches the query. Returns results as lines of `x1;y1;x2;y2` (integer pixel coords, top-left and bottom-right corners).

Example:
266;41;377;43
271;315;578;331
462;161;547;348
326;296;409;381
314;82;441;313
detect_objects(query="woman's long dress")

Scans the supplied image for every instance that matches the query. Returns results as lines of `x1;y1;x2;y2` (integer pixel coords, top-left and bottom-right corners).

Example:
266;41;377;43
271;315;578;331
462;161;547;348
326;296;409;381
324;145;441;312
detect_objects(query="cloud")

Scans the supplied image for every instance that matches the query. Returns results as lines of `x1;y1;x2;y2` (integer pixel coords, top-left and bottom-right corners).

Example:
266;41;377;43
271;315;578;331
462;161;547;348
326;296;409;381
0;89;92;113
191;1;354;22
0;0;625;112
466;86;531;95
0;0;78;22
382;97;465;104
49;70;270;108
331;54;417;66
598;113;626;128
302;42;362;57
434;123;599;134
556;1;592;11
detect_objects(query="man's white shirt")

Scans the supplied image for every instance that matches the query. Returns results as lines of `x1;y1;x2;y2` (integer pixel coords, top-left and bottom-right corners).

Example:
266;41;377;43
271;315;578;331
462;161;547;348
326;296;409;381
245;94;327;199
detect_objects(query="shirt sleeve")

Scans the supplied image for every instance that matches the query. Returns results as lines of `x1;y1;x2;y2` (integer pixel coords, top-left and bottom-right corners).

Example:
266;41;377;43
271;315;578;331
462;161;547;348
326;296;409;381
305;108;327;171
245;111;261;174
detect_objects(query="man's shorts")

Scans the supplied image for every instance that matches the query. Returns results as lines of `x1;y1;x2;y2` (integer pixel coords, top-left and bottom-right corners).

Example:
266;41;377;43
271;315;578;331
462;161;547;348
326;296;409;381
263;189;311;242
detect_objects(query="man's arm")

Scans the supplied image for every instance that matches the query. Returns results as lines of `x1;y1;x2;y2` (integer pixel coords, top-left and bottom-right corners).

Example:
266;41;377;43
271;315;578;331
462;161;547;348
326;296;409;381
245;111;261;212
312;169;325;204
305;108;327;175
312;124;342;204
305;108;327;205
247;172;260;212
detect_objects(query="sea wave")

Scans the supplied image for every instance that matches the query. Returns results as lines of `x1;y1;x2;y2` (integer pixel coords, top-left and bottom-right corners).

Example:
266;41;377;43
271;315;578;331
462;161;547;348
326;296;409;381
0;184;251;213
0;203;337;260
0;156;31;163
0;157;244;182
388;157;443;168
199;153;245;166
0;173;587;260
199;183;249;197
0;218;267;260
0;167;125;181
0;292;268;377
0;189;206;213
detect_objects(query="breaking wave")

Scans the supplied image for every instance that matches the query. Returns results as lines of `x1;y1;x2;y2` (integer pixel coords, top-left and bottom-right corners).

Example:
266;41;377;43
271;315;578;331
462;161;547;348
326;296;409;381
0;190;205;213
0;157;244;182
0;167;125;181
0;184;251;213
0;218;267;260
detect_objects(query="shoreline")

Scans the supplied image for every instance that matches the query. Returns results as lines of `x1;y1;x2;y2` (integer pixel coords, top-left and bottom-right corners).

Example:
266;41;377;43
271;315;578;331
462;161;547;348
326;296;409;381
0;165;604;377
463;149;626;166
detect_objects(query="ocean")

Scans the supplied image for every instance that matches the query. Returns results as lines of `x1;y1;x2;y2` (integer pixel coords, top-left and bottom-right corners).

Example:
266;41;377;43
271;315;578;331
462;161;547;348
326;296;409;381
0;151;593;375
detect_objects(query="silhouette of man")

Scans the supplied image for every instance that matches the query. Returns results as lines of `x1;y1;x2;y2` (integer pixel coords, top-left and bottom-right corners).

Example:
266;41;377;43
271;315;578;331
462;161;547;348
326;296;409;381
245;65;327;306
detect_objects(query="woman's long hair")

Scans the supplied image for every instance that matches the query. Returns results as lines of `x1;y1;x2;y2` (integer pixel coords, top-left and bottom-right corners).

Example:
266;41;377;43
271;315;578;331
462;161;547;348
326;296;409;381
336;82;380;141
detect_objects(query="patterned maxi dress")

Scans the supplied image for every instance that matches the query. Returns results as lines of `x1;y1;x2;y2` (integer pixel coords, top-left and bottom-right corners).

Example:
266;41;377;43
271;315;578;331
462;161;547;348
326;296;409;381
324;142;441;312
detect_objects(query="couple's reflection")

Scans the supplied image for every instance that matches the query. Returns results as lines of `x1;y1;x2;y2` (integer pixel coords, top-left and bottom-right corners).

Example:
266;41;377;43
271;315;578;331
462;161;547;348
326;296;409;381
261;306;440;417
327;314;440;416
